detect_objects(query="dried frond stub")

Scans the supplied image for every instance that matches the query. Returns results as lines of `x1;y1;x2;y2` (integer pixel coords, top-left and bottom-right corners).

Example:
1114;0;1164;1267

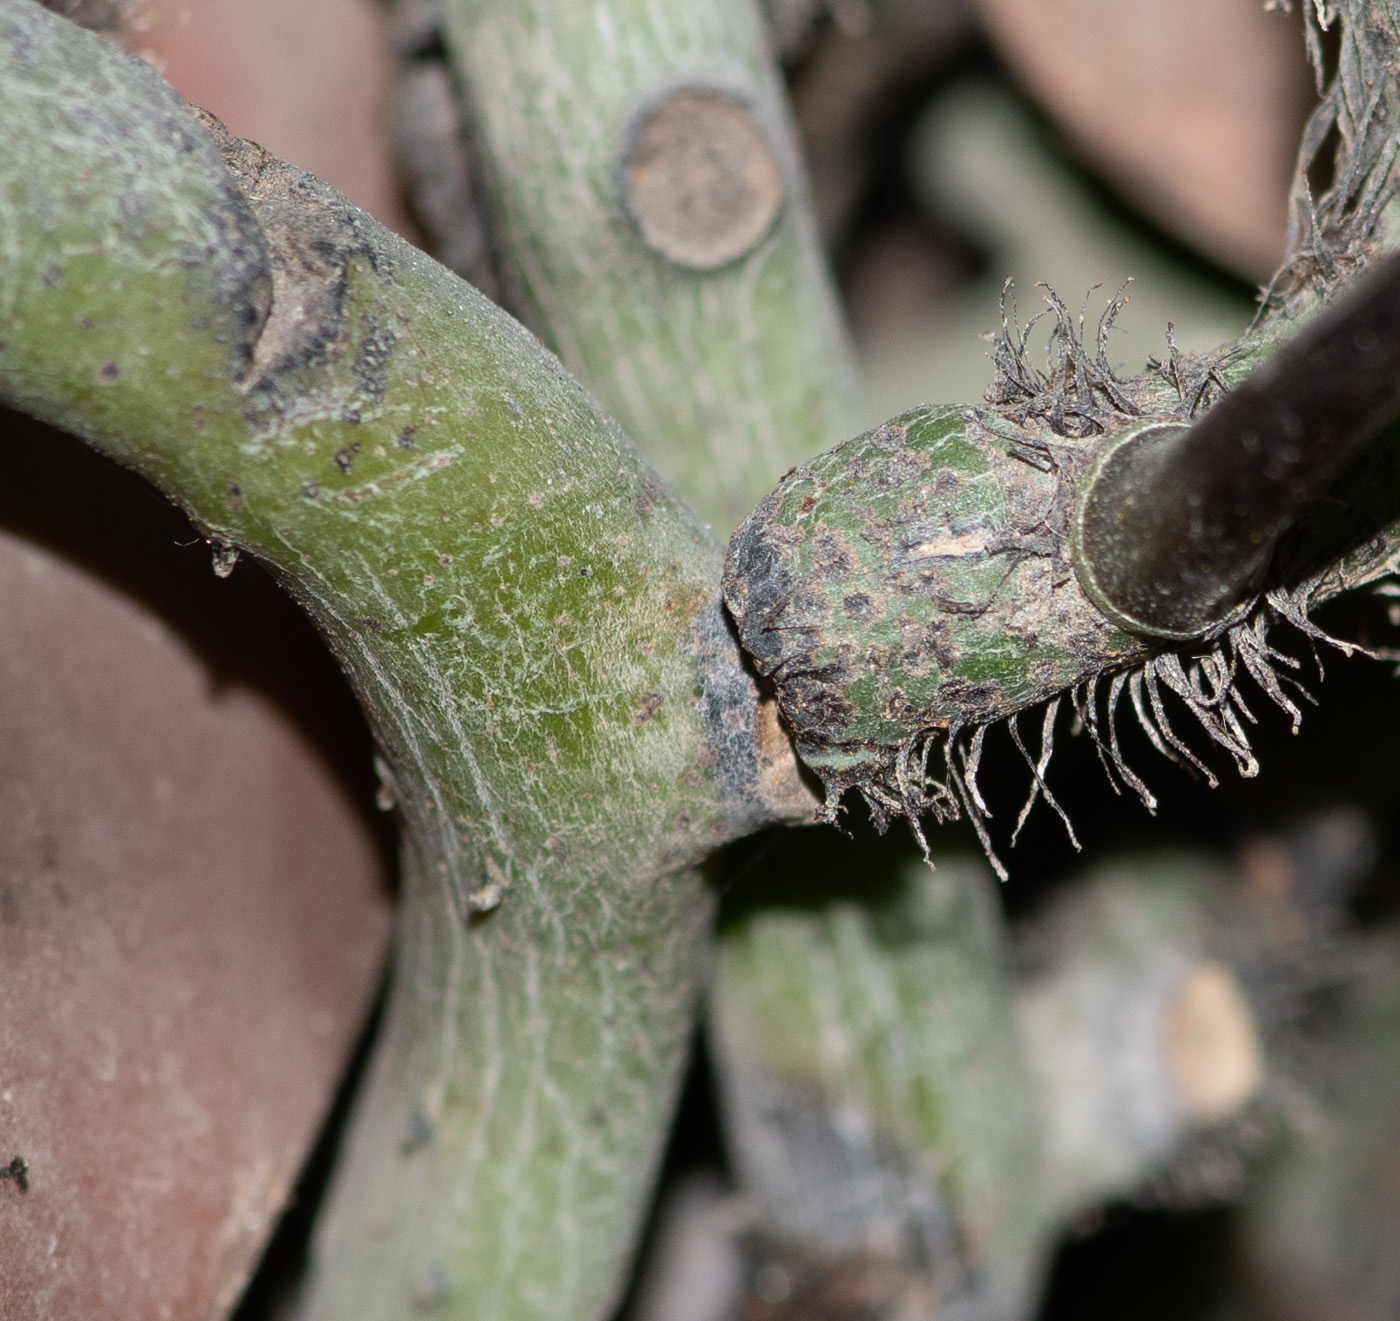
724;287;1204;838
722;398;1151;838
723;272;1400;864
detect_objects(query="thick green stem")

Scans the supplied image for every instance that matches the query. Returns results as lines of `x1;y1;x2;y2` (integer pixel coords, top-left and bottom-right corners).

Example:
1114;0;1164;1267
0;6;809;1317
432;10;1077;1311
438;0;858;532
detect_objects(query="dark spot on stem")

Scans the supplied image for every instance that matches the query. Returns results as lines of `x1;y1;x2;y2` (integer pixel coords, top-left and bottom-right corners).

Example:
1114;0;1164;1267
412;1263;452;1311
354;320;397;403
843;592;875;622
2;1156;29;1193
400;1108;436;1156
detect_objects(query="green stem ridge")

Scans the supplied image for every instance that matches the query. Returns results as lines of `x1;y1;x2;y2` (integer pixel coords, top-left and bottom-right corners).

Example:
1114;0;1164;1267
0;6;810;1317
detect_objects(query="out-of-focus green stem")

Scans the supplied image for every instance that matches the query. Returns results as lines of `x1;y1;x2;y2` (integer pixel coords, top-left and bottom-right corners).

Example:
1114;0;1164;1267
712;854;1052;1316
438;0;858;532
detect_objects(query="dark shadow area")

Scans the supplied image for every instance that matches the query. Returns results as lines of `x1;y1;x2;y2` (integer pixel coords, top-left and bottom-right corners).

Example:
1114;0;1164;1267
780;7;981;272
611;1025;731;1321
716;811;926;928
1036;1205;1237;1321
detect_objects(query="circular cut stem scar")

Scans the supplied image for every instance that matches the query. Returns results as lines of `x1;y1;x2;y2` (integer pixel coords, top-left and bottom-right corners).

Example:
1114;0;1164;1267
1073;248;1400;640
621;87;783;269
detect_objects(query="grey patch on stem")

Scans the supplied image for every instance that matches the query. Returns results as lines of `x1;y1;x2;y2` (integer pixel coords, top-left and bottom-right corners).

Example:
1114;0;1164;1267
209;540;239;579
6;12;275;382
189;107;398;417
695;598;816;835
721;1068;961;1274
400;1106;436;1156
411;1261;452;1310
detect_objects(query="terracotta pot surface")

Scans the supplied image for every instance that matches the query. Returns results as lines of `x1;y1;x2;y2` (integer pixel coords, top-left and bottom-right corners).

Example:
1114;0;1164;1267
0;415;394;1321
122;0;414;237
974;0;1314;281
